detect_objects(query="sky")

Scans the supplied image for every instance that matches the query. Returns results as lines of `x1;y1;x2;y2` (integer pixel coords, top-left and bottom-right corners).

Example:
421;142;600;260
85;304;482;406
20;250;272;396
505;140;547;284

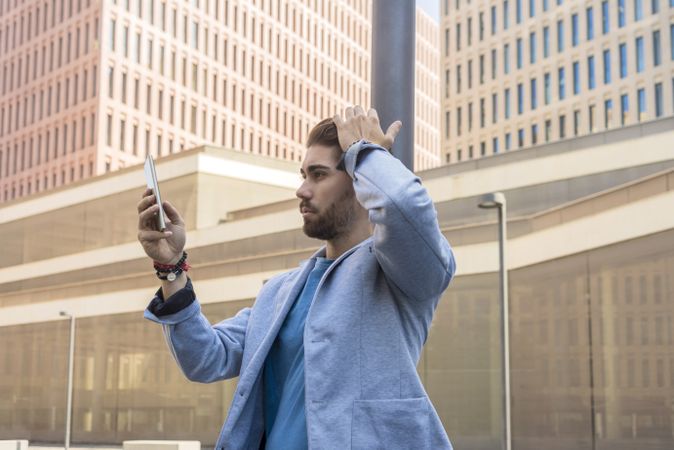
417;0;440;22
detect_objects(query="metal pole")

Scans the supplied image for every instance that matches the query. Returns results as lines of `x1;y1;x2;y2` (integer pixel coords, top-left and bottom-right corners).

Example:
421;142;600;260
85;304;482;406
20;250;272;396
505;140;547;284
371;0;415;171
61;313;76;450
498;203;512;450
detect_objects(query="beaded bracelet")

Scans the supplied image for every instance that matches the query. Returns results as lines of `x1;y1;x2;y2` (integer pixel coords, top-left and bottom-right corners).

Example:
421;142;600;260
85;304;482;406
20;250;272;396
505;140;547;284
154;251;190;281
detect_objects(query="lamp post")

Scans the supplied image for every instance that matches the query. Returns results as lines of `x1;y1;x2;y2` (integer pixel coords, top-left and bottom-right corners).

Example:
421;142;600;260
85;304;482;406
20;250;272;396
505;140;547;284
478;192;511;450
59;311;75;450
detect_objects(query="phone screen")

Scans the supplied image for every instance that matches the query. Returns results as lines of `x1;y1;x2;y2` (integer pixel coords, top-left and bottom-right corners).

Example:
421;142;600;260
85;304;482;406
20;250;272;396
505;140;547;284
143;155;167;231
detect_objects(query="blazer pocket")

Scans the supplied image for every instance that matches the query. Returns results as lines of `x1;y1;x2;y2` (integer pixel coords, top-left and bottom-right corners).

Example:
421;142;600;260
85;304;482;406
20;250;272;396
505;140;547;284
351;397;430;450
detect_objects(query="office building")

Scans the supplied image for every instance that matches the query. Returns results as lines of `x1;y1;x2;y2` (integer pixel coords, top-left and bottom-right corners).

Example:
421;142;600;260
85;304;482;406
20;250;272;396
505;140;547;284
0;0;440;204
441;0;674;163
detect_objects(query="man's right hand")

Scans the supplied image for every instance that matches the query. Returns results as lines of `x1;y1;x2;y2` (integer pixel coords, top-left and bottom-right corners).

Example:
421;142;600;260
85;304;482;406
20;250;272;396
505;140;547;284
137;188;186;265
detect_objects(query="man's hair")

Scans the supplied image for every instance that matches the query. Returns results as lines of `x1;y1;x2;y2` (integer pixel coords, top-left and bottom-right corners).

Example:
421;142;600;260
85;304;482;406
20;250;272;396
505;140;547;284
306;118;345;170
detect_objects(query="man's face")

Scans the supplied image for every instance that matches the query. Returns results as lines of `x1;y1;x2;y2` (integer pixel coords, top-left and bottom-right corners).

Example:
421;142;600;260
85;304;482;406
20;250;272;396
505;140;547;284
296;144;358;241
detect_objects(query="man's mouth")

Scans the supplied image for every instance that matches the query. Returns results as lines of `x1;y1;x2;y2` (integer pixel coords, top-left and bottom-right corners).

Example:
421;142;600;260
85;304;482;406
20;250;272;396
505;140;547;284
300;205;317;216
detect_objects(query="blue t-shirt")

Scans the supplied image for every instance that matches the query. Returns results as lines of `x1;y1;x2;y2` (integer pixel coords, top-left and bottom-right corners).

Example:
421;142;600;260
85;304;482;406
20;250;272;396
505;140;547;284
263;257;333;450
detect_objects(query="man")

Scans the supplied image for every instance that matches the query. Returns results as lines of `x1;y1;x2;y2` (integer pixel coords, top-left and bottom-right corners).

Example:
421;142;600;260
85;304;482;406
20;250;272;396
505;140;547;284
137;106;456;449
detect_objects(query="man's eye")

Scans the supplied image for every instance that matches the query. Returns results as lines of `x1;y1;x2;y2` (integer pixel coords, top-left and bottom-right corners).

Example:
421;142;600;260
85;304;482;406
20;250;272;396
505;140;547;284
314;172;326;178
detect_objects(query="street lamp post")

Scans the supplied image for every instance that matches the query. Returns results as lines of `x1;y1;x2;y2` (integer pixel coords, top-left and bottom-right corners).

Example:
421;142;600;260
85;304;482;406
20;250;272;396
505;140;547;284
59;311;76;450
478;192;511;450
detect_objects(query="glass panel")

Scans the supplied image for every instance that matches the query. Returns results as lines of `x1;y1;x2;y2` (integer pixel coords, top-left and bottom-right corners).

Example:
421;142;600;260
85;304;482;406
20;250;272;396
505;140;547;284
422;273;503;450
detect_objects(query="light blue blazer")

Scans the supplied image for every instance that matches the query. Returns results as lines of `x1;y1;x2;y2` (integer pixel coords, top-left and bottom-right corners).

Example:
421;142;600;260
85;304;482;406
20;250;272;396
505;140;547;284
145;141;457;449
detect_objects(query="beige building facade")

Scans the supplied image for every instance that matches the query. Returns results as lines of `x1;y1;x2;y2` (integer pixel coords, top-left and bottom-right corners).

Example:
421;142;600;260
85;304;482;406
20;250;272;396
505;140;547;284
0;0;441;204
0;116;673;449
441;0;674;163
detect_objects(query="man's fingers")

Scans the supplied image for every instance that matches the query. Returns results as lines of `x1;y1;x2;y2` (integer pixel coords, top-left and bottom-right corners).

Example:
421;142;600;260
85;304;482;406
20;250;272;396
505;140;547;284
138;203;160;229
367;108;379;123
333;114;345;128
142;188;152;198
344;107;354;120
163;201;185;226
385;120;403;142
138;229;172;242
353;105;365;117
137;194;156;213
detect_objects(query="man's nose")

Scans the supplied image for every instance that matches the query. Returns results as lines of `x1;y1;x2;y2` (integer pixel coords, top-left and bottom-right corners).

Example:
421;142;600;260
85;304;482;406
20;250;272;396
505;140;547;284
296;180;311;199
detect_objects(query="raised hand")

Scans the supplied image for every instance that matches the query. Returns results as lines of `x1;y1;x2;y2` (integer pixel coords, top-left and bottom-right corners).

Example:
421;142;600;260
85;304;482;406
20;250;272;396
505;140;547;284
137;188;186;265
333;106;402;152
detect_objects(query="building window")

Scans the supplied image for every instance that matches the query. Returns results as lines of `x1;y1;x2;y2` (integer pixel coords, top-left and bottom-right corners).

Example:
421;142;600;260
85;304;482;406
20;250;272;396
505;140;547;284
572;14;579;47
637;88;646;121
587;8;594;40
457;107;462;136
108;66;114;98
602;1;610;34
544;72;551;104
545;119;552;141
504;44;511;74
543;26;550;58
589;104;596;131
106;113;112;146
516;0;522;23
671;25;674;61
109;18;116;51
604;99;613;127
504;0;510;29
517;128;524;147
559;114;566;138
636;37;645;73
530;78;537;109
558;67;566;99
529;32;536;64
619;43;628;78
456;23;461;51
618;0;626;28
505;132;511;150
653;30;661;66
505;88;511;118
493;137;499;153
574;110;581;135
531;124;538;144
517;83;524;114
492;93;498;123
588;56;596;89
620;93;629;125
603;50;611;83
573;61;580;95
516;38;523;69
655;82;663;117
634;0;643;20
491;49;498;79
557;20;564;52
652;0;660;13
491;6;497;34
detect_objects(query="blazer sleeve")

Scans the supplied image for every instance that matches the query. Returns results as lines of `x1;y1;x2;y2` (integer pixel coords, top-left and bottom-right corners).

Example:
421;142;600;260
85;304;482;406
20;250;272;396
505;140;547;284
144;285;250;383
343;140;457;302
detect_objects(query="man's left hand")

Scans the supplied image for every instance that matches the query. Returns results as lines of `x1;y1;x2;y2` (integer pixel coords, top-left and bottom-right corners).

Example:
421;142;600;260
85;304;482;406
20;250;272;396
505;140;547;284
333;106;402;152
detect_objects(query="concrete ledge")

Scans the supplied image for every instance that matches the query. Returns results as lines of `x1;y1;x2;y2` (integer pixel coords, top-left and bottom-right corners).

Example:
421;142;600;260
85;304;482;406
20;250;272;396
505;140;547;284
122;442;200;450
0;441;29;450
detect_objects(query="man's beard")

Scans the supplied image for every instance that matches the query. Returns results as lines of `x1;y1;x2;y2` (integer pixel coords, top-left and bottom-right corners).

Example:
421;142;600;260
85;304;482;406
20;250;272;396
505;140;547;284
301;189;357;241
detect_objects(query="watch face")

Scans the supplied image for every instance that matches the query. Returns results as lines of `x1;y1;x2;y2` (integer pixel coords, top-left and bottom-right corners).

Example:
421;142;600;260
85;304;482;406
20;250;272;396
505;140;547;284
167;272;177;282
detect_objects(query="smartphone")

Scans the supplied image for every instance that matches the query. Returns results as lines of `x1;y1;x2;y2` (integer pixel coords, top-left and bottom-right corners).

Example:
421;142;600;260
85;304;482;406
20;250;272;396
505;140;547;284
143;154;167;231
